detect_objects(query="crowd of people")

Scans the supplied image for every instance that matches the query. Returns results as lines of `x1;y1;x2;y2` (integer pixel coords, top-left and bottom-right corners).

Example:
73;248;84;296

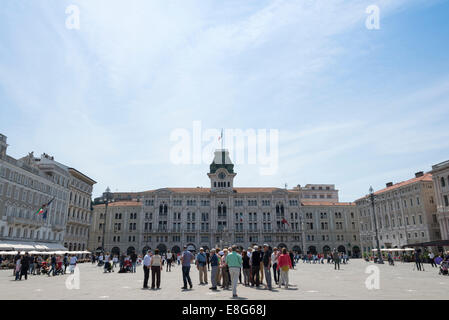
137;244;296;298
1;252;82;280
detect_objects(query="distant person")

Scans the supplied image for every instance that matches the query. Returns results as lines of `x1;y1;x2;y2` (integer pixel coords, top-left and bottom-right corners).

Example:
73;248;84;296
271;248;279;285
131;252;137;273
242;250;251;286
209;249;219;290
250;246;261;287
69;255;77;273
277;248;292;289
262;244;272;290
166;250;173;272
226;245;242;298
143;251;151;289
20;252;30;280
196;248;208;285
181;246;194;290
150;249;162;289
333;249;340;270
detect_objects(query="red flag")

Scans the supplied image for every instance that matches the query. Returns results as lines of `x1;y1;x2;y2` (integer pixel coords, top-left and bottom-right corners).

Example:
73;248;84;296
281;218;290;226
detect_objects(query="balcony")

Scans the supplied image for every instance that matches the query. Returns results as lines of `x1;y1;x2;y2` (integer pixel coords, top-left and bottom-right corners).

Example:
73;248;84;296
6;216;45;227
67;216;90;226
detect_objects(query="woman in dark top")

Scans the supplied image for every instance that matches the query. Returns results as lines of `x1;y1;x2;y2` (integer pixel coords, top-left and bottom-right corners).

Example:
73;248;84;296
242;250;250;286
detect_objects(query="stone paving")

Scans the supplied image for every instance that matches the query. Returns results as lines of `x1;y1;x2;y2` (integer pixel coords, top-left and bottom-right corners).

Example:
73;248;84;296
0;259;447;300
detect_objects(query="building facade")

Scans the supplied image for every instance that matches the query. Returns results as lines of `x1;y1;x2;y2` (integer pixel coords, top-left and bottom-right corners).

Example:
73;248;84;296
0;134;95;251
89;149;360;257
0;135;70;249
356;172;441;254
63;168;96;252
430;160;449;241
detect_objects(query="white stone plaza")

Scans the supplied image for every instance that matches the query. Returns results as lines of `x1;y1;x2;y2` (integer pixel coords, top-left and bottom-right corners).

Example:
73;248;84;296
0;259;447;300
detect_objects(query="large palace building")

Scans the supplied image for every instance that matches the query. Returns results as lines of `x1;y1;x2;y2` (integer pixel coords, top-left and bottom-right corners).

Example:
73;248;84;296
89;150;360;257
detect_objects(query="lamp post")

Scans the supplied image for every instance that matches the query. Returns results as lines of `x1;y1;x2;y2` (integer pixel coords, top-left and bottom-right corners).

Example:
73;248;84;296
369;186;383;264
101;187;112;254
300;214;306;255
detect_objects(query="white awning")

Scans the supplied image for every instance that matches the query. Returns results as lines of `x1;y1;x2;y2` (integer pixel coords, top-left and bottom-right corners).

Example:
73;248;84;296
34;242;68;251
0;241;35;251
0;251;18;255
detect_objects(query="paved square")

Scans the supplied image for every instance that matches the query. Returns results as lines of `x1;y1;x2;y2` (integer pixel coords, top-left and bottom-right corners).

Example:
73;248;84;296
0;260;447;300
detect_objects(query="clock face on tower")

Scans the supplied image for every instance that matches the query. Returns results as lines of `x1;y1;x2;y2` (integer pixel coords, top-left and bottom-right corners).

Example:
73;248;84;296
218;172;226;180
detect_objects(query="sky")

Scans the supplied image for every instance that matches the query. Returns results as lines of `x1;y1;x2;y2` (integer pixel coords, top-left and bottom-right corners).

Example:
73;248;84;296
1;0;449;202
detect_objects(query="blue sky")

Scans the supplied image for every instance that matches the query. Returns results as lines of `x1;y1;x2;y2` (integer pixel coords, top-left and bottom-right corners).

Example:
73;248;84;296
1;0;448;201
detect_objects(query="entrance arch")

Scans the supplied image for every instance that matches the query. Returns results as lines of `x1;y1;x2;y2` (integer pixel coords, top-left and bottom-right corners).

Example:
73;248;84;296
352;246;361;258
337;245;346;253
142;246;150;255
126;246;136;255
292;245;302;254
157;243;167;253
186;243;196;252
278;243;288;250
322;245;331;254
171;246;181;254
308;246;317;254
111;247;120;256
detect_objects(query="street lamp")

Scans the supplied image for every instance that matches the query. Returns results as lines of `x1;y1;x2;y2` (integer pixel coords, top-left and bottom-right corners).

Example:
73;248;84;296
369;186;383;264
300;213;306;255
101;187;112;254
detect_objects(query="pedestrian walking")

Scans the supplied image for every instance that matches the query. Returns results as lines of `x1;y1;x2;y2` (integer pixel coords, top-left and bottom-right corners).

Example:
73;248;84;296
333;249;340;270
150;249;162;289
206;250;211;271
277;248;292;289
196;248;208;285
143;250;151;289
429;252;436;268
14;256;21;281
226;245;243;298
20;252;30;280
220;249;230;289
63;253;69;274
250;246;261;287
131;251;137;273
271;248;279;285
181;246;194;290
166;250;173;272
262;244;272;290
242;250;250;286
209;249;219;290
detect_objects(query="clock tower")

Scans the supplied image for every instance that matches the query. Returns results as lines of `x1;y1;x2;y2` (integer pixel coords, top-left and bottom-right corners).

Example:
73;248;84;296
208;149;236;192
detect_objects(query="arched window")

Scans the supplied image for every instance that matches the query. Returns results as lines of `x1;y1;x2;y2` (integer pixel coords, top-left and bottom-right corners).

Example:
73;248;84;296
164;204;168;214
442;177;446;187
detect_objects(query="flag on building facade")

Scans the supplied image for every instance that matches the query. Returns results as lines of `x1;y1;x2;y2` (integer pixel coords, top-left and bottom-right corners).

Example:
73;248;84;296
35;197;55;218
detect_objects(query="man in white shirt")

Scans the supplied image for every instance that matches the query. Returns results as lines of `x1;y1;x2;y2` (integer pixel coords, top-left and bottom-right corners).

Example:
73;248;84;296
166;250;173;272
69;255;77;274
429;252;436;267
143;251;152;289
